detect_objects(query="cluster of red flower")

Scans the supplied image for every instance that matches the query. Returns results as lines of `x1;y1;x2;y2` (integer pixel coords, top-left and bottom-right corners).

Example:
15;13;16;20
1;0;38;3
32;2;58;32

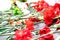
14;0;60;40
14;17;40;40
44;3;60;26
32;0;60;26
14;29;32;40
32;0;49;12
14;26;54;40
25;17;40;31
38;26;54;40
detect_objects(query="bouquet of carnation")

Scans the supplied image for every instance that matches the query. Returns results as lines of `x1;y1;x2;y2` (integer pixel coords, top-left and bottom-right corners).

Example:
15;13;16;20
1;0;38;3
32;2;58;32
0;0;60;40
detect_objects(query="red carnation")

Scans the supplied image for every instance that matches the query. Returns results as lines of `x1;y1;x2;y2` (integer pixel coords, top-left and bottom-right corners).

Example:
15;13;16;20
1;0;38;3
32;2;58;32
39;26;50;35
32;0;49;12
38;26;54;40
44;7;56;26
25;19;34;31
14;29;32;40
43;34;54;40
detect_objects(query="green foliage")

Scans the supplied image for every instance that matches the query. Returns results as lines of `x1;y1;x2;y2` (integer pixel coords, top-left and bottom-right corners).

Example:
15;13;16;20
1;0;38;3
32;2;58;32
13;6;23;15
0;28;6;32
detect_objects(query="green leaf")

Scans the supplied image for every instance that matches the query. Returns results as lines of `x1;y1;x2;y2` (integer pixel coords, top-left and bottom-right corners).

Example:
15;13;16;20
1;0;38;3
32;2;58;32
13;6;23;15
0;28;6;32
